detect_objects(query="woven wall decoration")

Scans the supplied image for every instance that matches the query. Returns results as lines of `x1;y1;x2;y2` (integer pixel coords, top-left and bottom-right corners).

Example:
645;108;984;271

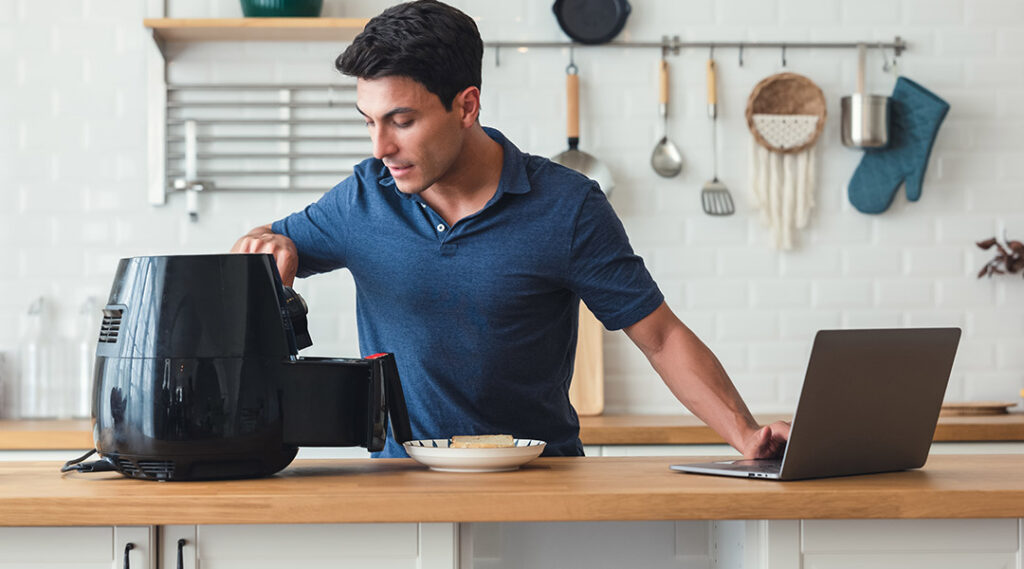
745;72;826;250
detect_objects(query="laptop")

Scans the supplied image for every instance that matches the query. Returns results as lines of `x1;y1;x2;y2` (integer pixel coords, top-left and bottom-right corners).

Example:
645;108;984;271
672;328;961;481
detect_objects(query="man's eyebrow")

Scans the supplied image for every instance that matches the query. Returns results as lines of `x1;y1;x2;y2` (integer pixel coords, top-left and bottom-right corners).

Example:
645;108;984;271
354;105;418;120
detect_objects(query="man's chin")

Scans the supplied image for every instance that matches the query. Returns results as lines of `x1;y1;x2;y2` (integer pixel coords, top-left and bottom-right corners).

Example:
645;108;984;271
394;181;427;195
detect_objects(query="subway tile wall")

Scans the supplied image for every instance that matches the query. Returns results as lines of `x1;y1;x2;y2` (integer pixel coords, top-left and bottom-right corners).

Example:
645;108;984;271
1;0;1022;416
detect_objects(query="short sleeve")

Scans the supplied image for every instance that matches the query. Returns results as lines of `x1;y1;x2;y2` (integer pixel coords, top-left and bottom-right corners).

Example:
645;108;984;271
566;187;664;330
271;176;354;278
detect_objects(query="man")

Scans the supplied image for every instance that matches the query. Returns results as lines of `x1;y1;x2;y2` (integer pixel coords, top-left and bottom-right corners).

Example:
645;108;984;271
232;0;789;459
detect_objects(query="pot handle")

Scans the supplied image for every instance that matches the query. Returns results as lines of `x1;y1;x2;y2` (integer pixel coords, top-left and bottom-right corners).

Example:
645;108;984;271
856;43;866;95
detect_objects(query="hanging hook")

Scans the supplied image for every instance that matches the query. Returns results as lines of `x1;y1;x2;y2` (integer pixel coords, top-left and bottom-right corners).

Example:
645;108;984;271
781;44;787;67
494;45;501;67
566;45;577;75
709;44;715;59
878;42;891;72
738;43;744;67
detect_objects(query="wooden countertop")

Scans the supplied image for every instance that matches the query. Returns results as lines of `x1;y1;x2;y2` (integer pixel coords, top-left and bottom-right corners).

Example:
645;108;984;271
4;414;1024;450
4;455;1024;526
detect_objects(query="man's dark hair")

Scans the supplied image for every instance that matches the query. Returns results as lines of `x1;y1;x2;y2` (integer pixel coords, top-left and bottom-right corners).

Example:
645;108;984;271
336;0;483;111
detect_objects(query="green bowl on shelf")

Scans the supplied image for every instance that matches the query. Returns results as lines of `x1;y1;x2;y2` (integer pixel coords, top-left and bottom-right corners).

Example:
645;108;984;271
240;0;323;17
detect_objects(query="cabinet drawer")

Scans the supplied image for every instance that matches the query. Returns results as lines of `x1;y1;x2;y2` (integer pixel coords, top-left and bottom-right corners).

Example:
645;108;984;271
802;519;1019;553
198;523;419;559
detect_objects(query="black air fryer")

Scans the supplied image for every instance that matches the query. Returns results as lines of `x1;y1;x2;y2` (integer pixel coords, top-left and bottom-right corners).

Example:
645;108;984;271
80;253;411;481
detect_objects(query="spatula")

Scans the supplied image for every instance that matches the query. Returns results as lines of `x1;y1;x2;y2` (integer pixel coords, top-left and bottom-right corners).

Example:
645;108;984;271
701;57;735;216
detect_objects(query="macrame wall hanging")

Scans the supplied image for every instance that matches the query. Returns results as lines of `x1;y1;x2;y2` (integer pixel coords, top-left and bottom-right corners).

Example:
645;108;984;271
745;72;826;250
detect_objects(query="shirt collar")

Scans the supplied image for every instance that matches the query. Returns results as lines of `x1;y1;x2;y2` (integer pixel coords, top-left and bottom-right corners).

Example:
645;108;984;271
485;126;531;196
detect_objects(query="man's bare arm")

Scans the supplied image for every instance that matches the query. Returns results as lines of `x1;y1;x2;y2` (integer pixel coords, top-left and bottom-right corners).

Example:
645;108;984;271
624;302;789;458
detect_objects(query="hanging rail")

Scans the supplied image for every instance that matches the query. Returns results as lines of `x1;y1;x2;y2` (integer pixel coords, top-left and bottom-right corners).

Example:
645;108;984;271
485;36;906;65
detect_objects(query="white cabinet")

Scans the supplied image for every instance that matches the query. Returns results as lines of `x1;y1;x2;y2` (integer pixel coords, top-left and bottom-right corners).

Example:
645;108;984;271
461;521;715;569
161;523;457;569
0;526;155;569
737;519;1021;569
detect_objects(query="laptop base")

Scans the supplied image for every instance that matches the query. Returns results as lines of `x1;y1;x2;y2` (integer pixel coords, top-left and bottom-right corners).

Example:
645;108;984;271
671;459;782;480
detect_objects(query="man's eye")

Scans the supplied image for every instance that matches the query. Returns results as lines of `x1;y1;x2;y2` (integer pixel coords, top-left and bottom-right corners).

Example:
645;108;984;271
395;120;413;128
364;121;374;127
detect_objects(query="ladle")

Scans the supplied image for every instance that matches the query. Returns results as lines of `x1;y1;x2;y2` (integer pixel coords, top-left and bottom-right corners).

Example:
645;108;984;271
650;54;683;178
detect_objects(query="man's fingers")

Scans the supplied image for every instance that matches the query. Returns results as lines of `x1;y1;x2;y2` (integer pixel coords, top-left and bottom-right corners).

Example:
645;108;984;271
276;252;297;287
771;420;791;440
230;227;299;287
758;425;771;446
747;422;791;459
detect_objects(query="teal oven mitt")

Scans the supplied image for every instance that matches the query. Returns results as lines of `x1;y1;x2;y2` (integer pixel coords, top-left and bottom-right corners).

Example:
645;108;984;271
848;77;950;214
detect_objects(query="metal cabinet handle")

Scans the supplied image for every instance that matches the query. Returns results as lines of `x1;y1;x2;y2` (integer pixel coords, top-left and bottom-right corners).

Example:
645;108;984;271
177;538;187;569
123;543;134;569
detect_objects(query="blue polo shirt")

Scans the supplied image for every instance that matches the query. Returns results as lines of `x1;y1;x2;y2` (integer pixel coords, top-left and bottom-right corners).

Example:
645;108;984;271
272;127;663;457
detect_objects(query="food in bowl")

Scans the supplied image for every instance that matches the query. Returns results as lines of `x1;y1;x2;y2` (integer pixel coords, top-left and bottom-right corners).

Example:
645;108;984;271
450;434;514;448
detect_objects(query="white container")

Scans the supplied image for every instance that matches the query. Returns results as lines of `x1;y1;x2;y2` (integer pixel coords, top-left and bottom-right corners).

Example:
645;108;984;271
71;297;102;419
17;298;58;419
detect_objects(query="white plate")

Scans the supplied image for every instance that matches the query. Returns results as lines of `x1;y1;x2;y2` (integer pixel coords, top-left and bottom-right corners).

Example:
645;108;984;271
403;439;546;472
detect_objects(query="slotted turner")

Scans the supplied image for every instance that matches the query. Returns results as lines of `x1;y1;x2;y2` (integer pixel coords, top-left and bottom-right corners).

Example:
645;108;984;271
702;57;735;216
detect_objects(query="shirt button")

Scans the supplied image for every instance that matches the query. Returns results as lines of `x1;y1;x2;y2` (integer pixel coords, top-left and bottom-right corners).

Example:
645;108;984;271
436;224;446;232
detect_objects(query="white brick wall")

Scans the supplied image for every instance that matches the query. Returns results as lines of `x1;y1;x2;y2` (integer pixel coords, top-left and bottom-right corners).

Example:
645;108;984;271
0;0;1022;417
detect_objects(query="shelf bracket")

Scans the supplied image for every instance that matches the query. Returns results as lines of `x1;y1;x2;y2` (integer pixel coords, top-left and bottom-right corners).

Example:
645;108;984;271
148;28;167;62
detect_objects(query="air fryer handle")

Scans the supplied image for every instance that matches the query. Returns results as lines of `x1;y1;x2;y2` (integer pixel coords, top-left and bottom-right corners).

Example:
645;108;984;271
281;286;312;350
369;353;413;444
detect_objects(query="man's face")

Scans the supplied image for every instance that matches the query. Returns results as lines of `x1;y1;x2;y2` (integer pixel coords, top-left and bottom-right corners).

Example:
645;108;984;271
356;76;469;195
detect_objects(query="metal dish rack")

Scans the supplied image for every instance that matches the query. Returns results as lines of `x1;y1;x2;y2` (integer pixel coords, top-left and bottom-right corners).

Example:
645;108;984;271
162;82;370;220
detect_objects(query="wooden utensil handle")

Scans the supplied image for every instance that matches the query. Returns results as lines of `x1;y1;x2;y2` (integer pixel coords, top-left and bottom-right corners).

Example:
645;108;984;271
706;59;717;105
567;71;580;140
659;59;669;106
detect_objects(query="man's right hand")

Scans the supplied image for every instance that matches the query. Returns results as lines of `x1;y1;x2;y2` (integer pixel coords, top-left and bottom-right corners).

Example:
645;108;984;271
231;225;299;287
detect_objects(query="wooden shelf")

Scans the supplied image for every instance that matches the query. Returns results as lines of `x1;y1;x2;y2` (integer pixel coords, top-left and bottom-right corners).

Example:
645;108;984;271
143;18;369;43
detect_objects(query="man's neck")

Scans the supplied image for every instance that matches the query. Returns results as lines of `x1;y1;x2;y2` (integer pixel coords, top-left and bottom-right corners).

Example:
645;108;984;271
419;126;504;227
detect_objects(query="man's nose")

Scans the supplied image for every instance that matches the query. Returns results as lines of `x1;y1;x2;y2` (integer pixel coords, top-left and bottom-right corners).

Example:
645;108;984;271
372;127;397;160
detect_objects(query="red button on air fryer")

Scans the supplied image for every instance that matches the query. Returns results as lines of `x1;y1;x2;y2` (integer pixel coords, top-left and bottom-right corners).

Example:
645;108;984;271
365;353;388;359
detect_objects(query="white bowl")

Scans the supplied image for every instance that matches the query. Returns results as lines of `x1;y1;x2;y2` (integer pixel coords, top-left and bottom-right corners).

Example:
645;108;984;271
403;439;546;472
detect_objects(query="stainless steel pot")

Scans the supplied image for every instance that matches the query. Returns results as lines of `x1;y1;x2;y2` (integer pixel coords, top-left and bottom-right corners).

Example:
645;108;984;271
841;44;890;149
841;93;889;148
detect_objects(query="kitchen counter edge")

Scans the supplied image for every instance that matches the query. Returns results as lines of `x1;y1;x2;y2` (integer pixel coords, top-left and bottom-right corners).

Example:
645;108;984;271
3;455;1024;526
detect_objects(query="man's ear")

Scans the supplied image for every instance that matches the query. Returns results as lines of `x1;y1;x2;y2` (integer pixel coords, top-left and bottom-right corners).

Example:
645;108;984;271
454;86;481;127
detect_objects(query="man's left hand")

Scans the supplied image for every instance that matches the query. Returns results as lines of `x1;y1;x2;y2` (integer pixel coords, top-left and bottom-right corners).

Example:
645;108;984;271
743;421;790;459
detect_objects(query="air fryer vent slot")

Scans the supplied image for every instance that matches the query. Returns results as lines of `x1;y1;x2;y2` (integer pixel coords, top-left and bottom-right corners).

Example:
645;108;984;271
116;458;175;480
98;309;123;343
